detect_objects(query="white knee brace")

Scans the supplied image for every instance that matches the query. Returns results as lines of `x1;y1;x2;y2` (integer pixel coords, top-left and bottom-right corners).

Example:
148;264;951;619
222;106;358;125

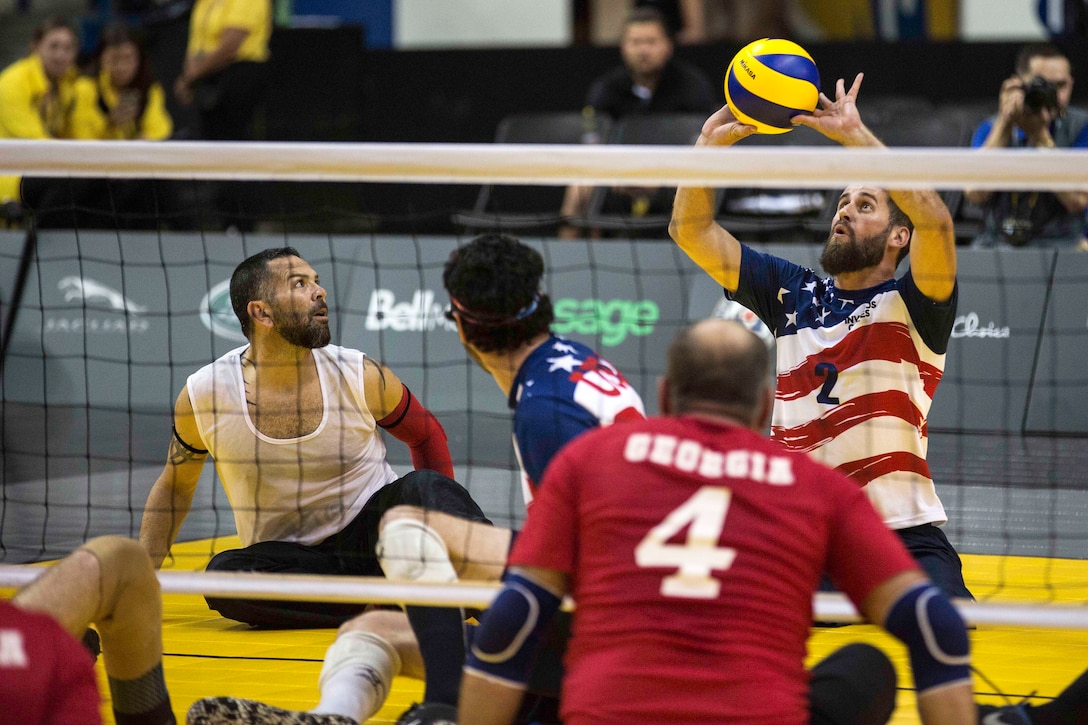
318;630;402;701
376;518;458;583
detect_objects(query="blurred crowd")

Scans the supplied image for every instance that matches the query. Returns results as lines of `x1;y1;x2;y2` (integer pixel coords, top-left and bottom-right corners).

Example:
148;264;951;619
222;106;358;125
0;0;270;228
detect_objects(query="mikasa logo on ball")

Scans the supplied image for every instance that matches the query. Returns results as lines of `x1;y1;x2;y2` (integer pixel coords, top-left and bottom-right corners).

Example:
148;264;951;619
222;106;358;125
725;38;820;135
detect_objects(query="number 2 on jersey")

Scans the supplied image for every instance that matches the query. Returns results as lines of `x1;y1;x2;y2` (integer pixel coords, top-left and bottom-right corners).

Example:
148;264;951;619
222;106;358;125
815;362;840;405
634;486;737;599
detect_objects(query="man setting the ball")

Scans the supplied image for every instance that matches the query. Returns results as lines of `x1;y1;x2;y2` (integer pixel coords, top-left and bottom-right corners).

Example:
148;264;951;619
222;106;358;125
669;72;973;602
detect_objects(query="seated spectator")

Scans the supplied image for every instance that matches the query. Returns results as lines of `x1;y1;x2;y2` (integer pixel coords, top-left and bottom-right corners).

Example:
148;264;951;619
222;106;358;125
0;16;81;207
560;6;716;237
965;43;1088;248
74;23;173;141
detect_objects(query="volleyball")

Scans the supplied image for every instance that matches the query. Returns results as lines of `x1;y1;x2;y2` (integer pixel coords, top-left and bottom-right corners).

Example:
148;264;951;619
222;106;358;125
725;38;820;135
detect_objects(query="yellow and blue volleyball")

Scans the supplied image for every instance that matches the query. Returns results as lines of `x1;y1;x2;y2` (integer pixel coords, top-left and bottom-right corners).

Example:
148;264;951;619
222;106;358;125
725;38;820;135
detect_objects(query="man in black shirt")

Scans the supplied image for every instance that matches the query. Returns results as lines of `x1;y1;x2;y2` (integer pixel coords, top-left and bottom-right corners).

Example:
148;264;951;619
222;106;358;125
585;6;716;118
560;6;717;235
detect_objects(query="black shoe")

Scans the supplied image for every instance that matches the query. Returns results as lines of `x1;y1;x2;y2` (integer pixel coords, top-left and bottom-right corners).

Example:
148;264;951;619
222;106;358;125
395;702;457;725
977;704;1032;724
186;697;357;725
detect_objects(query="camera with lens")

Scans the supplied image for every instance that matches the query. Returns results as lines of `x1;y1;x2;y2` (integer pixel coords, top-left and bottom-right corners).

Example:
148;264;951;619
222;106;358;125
1022;76;1060;113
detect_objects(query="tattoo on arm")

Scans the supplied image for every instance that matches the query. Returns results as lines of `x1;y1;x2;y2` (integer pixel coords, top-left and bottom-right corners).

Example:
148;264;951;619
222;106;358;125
242;355;258;409
364;355;389;390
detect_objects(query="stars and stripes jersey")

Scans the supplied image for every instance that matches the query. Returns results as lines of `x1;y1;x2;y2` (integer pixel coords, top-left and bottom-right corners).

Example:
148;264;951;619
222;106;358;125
727;244;958;529
508;415;919;724
0;601;101;725
509;335;645;506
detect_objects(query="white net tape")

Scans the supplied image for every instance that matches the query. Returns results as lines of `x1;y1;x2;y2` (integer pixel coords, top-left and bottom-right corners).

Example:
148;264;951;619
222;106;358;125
3;565;1088;628
1;139;1087;190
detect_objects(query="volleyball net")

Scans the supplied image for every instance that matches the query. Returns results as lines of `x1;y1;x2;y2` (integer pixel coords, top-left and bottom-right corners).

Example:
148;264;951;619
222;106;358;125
1;138;1087;628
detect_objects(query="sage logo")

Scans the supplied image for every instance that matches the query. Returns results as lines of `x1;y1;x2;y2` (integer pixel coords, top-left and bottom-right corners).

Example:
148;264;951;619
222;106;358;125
365;289;456;332
200;279;246;342
552;297;658;346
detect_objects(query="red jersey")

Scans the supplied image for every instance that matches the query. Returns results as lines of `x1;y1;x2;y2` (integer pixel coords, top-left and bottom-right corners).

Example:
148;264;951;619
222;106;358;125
0;601;101;725
509;415;919;725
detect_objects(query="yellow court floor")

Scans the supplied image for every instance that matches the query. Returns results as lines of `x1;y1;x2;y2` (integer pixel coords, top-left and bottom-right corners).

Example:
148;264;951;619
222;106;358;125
98;540;1088;724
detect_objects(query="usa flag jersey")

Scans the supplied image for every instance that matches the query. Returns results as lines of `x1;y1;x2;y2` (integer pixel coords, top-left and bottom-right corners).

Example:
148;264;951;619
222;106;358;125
510;334;645;506
728;245;957;529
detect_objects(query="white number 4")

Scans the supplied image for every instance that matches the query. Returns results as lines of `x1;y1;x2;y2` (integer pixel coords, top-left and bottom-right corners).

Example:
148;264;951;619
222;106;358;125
634;486;736;599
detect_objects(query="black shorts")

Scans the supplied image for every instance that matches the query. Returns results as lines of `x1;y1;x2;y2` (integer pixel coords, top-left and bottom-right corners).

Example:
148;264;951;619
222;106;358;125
327;468;492;575
203;469;488;628
896;523;973;600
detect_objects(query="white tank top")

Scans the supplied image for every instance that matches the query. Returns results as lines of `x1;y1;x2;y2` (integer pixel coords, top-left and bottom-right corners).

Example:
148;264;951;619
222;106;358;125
187;344;397;547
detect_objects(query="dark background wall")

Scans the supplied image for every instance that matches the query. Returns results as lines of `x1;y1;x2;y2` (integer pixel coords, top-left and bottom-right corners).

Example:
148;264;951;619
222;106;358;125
131;17;1088;230
353;39;1088;143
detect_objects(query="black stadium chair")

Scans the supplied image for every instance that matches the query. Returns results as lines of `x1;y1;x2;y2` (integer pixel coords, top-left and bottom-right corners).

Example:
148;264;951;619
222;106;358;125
937;100;997;244
450;111;612;234
571;112;709;238
716;124;839;241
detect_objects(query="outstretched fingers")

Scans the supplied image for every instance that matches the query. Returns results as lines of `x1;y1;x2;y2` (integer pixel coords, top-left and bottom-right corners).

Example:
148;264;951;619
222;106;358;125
844;72;864;100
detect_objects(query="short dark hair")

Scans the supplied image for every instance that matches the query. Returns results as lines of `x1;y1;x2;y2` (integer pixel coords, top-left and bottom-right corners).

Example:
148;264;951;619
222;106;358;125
443;234;554;353
624;6;671;37
665;321;769;414
885;193;915;266
230;247;300;338
1015;43;1068;75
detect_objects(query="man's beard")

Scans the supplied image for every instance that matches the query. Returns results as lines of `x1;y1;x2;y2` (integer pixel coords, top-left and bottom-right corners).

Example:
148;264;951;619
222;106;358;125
274;307;331;349
819;228;887;276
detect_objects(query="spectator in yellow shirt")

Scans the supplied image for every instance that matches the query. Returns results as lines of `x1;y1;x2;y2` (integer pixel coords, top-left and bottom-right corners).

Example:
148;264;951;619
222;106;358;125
75;23;173;141
0;16;81;204
175;0;272;140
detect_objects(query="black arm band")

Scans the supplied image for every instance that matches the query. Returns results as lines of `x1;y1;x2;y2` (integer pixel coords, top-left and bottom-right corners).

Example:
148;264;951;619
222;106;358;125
172;425;208;454
376;384;412;429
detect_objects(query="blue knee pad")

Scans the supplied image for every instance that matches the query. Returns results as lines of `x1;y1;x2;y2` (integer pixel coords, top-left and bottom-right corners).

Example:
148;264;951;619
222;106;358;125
885;583;970;693
464;572;562;687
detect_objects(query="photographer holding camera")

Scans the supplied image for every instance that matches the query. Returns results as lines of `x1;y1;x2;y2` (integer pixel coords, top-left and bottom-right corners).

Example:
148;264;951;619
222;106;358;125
965;43;1088;249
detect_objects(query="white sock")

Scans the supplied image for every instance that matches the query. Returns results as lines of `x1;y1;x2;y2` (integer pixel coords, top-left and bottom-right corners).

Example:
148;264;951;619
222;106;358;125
310;631;402;722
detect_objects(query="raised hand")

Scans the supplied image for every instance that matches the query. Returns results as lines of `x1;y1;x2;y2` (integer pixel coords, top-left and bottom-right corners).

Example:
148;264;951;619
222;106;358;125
699;104;757;147
792;73;872;146
997;74;1025;123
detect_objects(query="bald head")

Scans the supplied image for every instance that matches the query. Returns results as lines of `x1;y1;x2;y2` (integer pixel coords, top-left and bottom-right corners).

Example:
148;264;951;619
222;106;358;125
664;319;771;422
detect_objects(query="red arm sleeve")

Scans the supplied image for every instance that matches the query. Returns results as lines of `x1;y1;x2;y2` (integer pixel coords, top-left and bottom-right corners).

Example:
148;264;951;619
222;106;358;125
376;384;455;479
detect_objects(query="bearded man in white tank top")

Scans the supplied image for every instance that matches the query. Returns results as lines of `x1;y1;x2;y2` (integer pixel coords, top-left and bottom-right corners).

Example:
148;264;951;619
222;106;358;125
138;247;489;630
